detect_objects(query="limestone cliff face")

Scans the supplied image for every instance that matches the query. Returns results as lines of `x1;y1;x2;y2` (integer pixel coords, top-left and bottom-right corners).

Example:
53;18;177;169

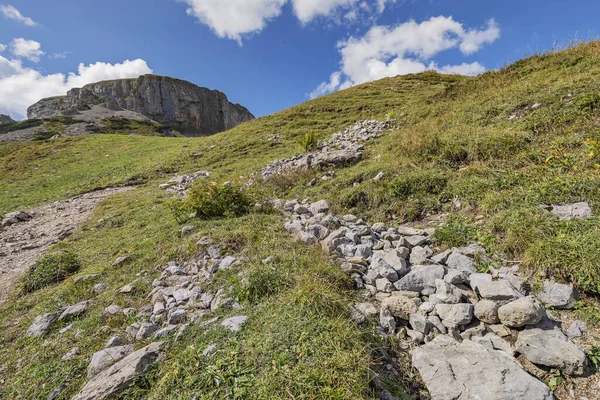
27;75;254;136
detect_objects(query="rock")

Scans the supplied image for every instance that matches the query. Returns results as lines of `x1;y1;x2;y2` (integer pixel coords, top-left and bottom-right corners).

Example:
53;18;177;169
309;200;330;215
112;256;130;267
435;304;473;327
153;325;179;339
173;288;191;303
285;220;304;234
136;323;159;340
221;316;248;332
62;347;80;361
428;315;447;334
549;202;593;220
537;281;577;309
1;211;32;226
202;344;218;357
497;297;545;328
405;235;429;247
219;256;238;270
446;252;476;275
516;328;588;376
381;295;418;320
104;305;122;315
93;283;108;294
410;314;431;335
434;279;463;304
407;329;425;344
375;278;393;293
394;265;445;294
168;309;187;324
505;273;527;294
306;224;329;240
478;280;522;302
413;336;555;400
474;300;500;324
353;302;378;319
73;342;164;400
410;246;433;265
87;345;135;378
460;322;487;340
431;249;453;265
0;114;15;124
380;309;396;333
444;269;469;285
469;273;493;292
472;333;515;357
566;320;587;339
106;336;124;348
25;312;60;337
28;75;254;137
58;301;90;321
397;226;426;236
488;324;512;338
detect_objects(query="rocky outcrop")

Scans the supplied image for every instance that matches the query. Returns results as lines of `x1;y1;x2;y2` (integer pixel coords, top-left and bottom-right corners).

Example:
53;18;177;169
27;75;254;136
0;114;15;124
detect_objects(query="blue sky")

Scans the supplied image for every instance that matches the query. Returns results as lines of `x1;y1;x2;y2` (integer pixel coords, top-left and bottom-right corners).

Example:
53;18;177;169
0;0;599;119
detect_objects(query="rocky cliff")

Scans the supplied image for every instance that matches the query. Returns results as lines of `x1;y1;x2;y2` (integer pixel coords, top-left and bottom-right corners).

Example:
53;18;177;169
27;75;254;136
0;114;15;124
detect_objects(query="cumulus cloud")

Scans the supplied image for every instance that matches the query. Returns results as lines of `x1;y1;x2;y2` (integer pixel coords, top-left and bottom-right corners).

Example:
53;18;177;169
181;0;396;43
0;43;6;52
182;0;287;43
10;38;44;62
1;4;37;26
310;16;500;98
291;0;357;24
0;57;152;118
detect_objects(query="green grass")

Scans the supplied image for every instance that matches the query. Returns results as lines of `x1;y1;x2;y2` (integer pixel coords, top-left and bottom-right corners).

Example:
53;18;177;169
3;42;600;398
20;251;81;294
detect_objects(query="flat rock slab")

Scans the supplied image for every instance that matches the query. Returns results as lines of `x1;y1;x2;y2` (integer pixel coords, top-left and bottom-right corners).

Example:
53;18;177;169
515;328;588;376
73;342;164;400
25;312;60;337
413;336;555;400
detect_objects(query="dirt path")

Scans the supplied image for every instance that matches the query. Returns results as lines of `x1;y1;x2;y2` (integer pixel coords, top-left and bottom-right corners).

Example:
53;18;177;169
0;187;134;304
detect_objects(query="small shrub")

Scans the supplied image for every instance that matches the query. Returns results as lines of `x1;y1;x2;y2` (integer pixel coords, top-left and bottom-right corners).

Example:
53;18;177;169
174;181;253;221
21;251;81;293
433;215;480;248
236;262;292;303
576;93;600;113
389;169;449;200
298;130;319;152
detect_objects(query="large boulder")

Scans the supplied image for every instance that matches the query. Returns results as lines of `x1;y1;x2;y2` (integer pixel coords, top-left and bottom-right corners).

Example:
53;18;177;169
72;342;164;400
537;281;577;309
27;75;254;137
497;297;545;328
515;328;588;376
413;336;555;400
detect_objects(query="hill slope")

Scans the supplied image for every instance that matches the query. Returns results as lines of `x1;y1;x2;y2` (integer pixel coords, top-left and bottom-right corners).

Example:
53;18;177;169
1;42;600;399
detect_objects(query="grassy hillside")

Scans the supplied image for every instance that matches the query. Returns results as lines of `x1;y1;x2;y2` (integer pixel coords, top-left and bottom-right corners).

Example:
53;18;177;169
2;42;600;399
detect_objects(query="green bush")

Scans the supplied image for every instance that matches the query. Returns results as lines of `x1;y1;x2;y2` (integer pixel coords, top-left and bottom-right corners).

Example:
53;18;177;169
433;215;480;248
388;169;449;200
576;93;600;113
175;181;253;220
0;119;43;134
21;251;81;293
298;130;319;152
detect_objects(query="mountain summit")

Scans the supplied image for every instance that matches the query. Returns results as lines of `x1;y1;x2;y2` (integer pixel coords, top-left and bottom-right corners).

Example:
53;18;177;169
27;75;254;136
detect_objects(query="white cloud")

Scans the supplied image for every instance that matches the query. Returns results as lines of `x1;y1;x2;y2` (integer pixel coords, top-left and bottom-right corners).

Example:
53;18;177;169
1;4;37;26
291;0;356;24
182;0;287;44
49;51;72;60
0;56;152;118
311;16;500;98
10;38;44;62
0;43;5;52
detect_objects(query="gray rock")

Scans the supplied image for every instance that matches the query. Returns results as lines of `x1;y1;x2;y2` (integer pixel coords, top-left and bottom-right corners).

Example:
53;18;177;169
87;345;134;378
62;347;80;361
28;75;254;136
104;305;122;315
566;320;587;339
221;316;248;332
284;220;304;234
516;328;588;376
444;269;469;285
136;323;159;340
25;312;60;337
375;278;394;293
505;273;527;294
413;336;555;400
173;288;191;303
381;295;419;320
472;333;515;356
431;249;452;265
405;235;429;247
306;224;329;240
219;256;238;270
446;252;476;275
394;265;445;294
474;300;500;324
469;273;493;292
407;329;425;344
153;325;179;339
478;280;522;302
381;250;409;276
293;204;310;214
460;322;487;340
434;279;463;304
181;225;195;235
168;309;187;324
549;202;593;220
435;303;473;327
1;211;32;226
105;336;124;348
410;246;433;265
428;315;447;334
353;302;378;319
379;309;396;333
537;281;577;309
73;342;164;400
0;114;15;124
354;244;372;259
309;200;330;215
410;314;431;334
498;297;545;328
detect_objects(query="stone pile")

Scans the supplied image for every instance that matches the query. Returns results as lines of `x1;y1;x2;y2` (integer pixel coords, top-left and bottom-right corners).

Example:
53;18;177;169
159;170;211;197
282;199;591;399
259;120;392;181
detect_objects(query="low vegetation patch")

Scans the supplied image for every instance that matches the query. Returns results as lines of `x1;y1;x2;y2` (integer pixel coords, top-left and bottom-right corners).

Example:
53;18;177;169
20;250;81;294
0;119;43;134
171;181;253;221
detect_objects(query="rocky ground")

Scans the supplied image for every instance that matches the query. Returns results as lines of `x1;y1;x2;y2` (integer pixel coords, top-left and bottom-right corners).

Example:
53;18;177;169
282;198;600;400
0;187;134;304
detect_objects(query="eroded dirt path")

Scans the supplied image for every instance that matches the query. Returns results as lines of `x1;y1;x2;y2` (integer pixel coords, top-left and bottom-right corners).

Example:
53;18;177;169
0;187;134;304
